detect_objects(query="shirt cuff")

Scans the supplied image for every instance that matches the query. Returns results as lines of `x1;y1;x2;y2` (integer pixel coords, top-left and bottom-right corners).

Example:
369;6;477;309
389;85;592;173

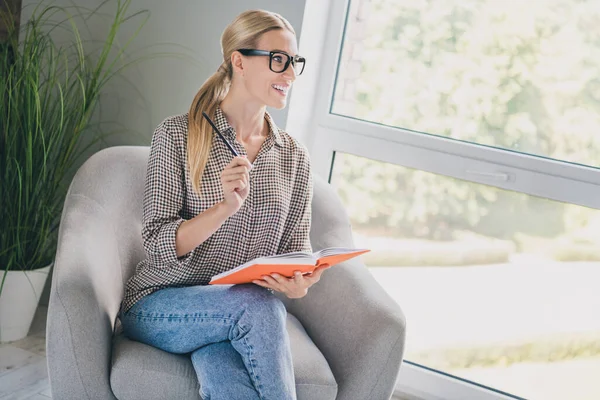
157;218;194;265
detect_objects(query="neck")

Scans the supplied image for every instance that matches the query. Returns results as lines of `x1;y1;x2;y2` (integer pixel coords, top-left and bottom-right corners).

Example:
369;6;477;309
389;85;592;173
219;87;267;142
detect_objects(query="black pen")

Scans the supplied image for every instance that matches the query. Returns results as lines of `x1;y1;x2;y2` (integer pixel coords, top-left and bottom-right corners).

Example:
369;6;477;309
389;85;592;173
202;111;253;168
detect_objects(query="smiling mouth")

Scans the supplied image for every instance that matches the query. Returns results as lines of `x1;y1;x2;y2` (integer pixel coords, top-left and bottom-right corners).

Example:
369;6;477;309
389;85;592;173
272;84;289;95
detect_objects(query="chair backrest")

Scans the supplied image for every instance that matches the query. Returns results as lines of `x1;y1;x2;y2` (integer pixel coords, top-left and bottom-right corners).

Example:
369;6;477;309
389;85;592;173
67;145;354;287
64;146;149;286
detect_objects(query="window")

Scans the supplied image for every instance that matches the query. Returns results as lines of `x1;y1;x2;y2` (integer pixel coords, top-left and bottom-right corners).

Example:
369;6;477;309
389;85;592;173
331;0;600;168
330;151;600;400
303;0;600;398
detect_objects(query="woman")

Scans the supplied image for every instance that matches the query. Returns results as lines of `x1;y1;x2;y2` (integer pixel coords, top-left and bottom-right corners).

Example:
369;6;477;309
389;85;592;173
119;9;328;400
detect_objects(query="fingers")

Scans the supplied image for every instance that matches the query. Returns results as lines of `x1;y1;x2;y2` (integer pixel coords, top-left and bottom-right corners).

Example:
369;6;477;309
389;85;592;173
254;273;295;291
222;175;248;190
261;274;284;290
253;275;283;294
253;267;328;292
222;172;248;183
224;180;246;193
222;168;249;190
253;272;311;299
222;165;250;177
227;156;252;171
252;279;271;289
222;157;250;194
222;182;246;196
222;172;248;195
222;175;247;191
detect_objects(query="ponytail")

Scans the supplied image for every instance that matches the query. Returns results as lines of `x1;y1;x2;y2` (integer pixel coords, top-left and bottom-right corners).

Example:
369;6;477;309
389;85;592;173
187;62;232;195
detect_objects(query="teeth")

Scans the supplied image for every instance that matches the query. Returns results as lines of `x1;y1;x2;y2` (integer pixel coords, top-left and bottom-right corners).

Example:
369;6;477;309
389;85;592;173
272;84;289;93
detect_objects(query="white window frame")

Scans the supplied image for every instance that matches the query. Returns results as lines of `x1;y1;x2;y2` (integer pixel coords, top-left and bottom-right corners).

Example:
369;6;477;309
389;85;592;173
290;0;600;399
394;361;526;400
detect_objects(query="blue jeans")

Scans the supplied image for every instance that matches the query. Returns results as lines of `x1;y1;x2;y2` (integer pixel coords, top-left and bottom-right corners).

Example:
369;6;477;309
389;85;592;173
120;283;297;400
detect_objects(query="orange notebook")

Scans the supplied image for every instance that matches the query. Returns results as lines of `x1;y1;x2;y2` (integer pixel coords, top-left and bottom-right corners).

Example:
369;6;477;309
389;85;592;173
209;247;370;285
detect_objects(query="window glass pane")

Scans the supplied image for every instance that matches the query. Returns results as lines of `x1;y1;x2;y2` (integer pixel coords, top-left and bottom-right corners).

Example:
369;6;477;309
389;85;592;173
330;151;600;400
332;0;600;168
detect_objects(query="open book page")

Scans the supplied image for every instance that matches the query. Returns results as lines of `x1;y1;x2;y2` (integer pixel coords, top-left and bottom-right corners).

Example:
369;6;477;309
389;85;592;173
312;247;369;258
210;247;370;282
235;247;369;267
242;251;316;266
313;247;370;268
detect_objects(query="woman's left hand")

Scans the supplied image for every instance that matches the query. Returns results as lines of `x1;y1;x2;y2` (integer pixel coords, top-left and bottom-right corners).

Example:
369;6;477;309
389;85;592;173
252;265;330;299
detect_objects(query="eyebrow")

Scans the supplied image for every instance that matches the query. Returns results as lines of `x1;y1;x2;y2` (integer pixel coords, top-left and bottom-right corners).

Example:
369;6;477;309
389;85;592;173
272;49;300;56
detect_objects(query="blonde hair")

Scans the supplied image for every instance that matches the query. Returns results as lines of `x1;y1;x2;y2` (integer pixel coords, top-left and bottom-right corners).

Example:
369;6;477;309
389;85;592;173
187;10;296;195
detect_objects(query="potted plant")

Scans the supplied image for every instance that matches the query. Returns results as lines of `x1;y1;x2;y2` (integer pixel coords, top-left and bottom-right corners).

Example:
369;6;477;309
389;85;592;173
0;0;148;342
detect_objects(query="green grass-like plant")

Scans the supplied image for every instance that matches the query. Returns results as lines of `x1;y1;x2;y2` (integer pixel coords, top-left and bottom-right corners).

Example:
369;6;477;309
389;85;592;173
0;0;149;296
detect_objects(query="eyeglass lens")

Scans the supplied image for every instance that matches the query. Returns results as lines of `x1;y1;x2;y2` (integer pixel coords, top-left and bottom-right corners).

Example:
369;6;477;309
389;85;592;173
270;52;305;75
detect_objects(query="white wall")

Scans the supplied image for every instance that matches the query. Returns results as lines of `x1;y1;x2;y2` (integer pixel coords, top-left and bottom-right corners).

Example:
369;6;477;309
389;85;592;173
27;0;311;305
22;0;307;145
106;0;308;146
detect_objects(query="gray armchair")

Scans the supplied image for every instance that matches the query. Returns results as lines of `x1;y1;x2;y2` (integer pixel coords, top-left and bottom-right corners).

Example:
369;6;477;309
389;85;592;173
46;146;406;399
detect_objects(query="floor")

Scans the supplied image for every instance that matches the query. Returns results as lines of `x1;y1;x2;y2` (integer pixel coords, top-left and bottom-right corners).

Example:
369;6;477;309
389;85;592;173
0;306;52;399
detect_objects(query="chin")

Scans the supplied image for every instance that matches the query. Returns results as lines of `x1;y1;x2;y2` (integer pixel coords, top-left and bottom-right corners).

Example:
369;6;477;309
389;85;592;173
263;88;289;110
270;101;287;110
265;98;288;110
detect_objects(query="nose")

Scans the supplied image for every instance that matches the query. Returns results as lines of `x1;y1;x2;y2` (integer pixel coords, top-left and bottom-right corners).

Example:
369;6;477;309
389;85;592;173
283;63;297;81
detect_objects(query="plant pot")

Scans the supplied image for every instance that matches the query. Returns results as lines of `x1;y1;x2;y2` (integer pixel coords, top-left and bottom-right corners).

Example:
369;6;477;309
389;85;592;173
0;263;52;343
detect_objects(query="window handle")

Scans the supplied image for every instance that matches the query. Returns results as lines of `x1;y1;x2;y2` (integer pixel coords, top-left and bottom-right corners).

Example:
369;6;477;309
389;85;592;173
465;170;512;182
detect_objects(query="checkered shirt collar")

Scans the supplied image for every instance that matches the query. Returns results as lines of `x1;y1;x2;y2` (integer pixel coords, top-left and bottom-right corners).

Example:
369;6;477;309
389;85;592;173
213;105;284;147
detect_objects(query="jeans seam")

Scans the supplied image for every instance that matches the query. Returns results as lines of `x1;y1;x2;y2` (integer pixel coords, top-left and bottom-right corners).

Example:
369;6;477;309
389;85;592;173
126;310;237;322
242;334;265;400
199;384;210;399
232;322;265;400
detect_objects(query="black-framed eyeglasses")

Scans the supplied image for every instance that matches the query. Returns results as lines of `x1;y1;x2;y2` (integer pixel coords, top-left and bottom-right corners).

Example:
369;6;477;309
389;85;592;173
237;49;306;75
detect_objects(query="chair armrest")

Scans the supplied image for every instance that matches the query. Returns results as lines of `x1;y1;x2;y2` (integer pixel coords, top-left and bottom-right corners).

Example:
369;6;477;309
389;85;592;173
281;226;406;400
47;192;123;400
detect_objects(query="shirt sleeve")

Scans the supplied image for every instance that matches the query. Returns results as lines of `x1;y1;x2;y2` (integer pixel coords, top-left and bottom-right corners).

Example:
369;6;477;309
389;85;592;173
141;121;195;268
278;147;313;254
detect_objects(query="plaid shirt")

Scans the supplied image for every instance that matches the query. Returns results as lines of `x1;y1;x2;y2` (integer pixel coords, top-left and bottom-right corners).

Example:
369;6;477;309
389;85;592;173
120;106;313;314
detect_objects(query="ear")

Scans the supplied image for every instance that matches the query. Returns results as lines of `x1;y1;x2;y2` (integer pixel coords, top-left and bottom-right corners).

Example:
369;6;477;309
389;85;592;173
230;51;245;77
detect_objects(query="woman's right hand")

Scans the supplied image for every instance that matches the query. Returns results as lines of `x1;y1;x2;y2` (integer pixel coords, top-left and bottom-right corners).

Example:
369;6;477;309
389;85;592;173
221;156;252;215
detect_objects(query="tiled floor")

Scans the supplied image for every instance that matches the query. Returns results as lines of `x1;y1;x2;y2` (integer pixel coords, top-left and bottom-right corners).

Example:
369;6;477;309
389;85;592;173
0;306;52;399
